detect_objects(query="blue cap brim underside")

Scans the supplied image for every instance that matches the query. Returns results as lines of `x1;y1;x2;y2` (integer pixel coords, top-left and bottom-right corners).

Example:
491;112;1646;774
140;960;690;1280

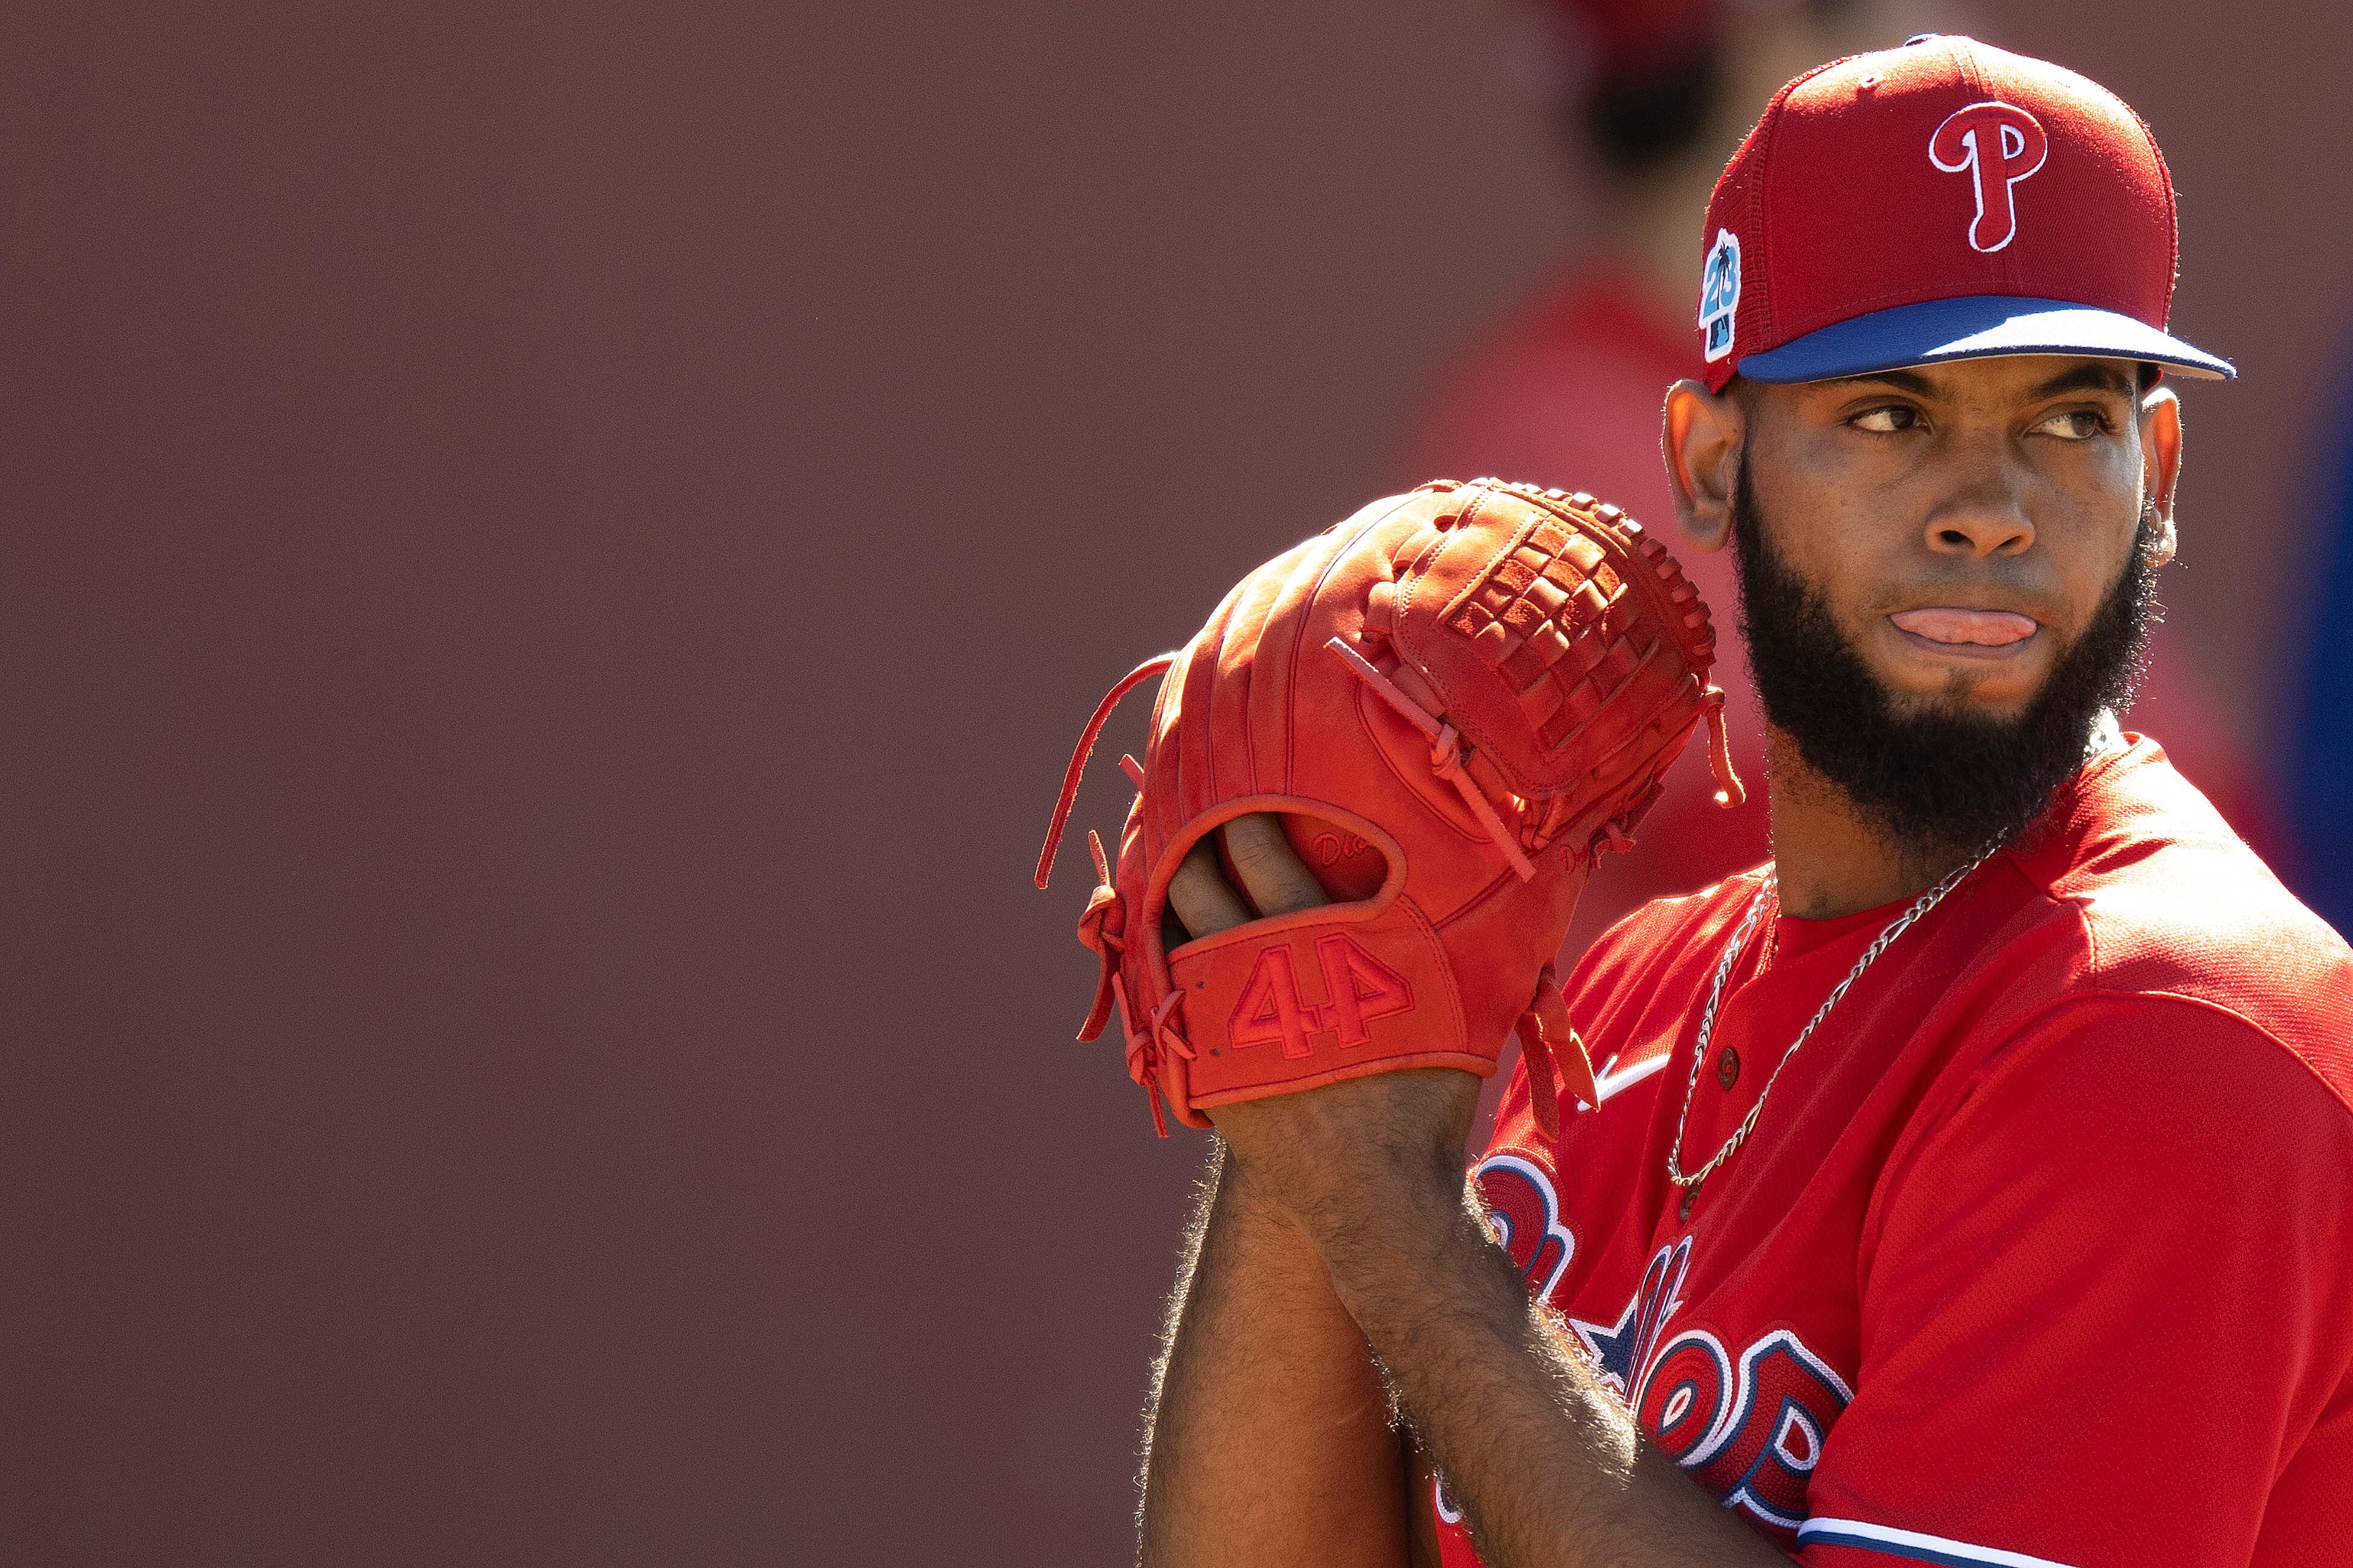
1736;295;2235;384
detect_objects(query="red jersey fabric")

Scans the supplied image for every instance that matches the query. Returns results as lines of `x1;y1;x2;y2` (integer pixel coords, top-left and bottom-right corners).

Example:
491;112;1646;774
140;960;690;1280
1432;739;2353;1567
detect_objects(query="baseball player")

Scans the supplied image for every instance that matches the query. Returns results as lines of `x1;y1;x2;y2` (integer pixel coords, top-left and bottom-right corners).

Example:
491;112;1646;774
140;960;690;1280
1408;1;2291;944
1043;35;2352;1568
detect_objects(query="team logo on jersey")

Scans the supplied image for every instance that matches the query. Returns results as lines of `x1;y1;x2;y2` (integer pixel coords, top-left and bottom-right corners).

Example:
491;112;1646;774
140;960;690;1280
1474;1151;1577;1300
1929;101;2048;253
1228;933;1413;1059
1569;1237;1690;1397
1698;228;1741;362
1467;1155;1853;1543
1636;1326;1853;1537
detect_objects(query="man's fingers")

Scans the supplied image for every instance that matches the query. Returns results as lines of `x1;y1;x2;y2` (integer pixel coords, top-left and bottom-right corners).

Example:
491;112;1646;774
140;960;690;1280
1167;815;1333;945
1167;837;1251;942
1222;814;1330;918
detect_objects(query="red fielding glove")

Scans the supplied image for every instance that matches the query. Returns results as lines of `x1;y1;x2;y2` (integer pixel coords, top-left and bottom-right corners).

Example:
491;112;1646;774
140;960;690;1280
1038;480;1741;1139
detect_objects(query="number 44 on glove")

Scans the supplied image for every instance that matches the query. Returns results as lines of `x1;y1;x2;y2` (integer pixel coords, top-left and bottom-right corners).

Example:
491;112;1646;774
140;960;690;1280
1037;480;1741;1140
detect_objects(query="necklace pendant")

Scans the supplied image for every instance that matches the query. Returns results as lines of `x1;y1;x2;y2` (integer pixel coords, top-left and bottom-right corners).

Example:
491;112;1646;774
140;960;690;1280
1678;1184;1697;1224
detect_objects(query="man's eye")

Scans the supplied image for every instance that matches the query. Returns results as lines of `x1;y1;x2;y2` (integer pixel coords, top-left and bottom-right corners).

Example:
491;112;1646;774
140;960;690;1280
2034;409;2107;440
1851;405;1917;433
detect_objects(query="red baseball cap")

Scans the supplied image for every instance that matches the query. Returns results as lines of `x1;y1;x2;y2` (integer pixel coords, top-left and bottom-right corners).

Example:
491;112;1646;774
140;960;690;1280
1694;34;2234;388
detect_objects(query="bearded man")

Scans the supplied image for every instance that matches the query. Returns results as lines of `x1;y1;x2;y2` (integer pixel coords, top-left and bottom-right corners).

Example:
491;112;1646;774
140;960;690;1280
1130;36;2352;1568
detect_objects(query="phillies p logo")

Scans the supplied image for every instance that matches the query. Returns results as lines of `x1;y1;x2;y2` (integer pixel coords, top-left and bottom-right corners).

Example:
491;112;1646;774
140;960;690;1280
1929;101;2047;253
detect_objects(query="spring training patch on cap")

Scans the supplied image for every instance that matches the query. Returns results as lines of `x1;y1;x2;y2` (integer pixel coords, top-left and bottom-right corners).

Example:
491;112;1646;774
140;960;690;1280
1699;229;1740;363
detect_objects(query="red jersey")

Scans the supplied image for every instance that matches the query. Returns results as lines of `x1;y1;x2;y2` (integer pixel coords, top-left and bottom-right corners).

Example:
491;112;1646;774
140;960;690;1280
1433;740;2353;1567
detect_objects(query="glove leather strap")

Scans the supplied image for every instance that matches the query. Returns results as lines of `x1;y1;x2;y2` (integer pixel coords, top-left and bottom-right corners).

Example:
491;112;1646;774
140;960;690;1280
1161;898;1473;1123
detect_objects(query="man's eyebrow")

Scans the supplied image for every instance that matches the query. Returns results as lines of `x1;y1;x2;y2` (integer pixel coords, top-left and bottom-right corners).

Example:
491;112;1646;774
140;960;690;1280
1825;369;1942;397
1819;363;2141;401
2025;362;2139;400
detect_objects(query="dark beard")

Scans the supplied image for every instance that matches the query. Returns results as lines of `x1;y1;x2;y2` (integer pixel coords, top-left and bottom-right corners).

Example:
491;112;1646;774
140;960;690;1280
1731;456;2160;874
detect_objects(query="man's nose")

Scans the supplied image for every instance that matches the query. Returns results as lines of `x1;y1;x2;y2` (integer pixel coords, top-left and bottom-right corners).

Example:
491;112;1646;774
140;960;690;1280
1923;472;2036;559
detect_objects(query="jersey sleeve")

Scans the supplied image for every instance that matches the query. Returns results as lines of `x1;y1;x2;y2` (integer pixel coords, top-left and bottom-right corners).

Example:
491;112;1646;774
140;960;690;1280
1794;994;2353;1568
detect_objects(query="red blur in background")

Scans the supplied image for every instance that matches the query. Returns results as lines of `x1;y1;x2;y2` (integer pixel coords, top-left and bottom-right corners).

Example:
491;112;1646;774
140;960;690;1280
5;5;2345;1564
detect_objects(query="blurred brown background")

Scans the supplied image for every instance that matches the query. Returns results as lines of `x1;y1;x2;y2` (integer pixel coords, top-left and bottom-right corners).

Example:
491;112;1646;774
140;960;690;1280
6;5;2345;1564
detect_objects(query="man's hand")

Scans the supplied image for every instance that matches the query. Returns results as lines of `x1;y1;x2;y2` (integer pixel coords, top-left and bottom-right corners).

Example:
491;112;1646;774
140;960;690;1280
1160;814;1783;1568
1099;485;1767;1566
1166;811;1327;935
1165;814;1484;1245
1144;810;1450;1568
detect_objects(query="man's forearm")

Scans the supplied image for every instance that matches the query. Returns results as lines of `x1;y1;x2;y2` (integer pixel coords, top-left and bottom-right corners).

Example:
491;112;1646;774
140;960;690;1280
1292;1149;1782;1568
1140;1144;1415;1568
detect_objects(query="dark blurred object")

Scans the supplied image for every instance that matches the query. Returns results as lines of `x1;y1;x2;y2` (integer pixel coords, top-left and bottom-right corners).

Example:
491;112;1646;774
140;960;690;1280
1512;1;1901;174
1513;0;1724;168
2282;363;2353;939
1589;49;1724;168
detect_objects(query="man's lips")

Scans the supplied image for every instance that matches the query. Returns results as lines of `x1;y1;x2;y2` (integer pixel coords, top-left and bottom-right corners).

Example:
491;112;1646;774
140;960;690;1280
1888;608;2039;647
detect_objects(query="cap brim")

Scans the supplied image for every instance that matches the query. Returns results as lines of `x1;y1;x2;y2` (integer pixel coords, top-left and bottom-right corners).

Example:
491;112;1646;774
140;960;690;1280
1737;294;2235;384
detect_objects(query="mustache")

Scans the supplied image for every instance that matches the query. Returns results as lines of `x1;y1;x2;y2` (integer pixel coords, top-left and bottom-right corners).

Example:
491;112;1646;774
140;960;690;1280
1870;584;2059;621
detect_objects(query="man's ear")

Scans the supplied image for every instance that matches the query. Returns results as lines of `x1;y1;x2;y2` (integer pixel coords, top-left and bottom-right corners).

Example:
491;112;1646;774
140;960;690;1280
2139;384;2182;567
1662;379;1744;554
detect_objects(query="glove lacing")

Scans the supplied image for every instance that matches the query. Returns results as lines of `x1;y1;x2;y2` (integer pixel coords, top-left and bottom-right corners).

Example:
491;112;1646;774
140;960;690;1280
1035;652;1178;890
1323;635;1542;880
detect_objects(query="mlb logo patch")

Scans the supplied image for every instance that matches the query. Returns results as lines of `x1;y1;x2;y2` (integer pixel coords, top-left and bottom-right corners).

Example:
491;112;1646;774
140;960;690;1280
1699;229;1741;363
